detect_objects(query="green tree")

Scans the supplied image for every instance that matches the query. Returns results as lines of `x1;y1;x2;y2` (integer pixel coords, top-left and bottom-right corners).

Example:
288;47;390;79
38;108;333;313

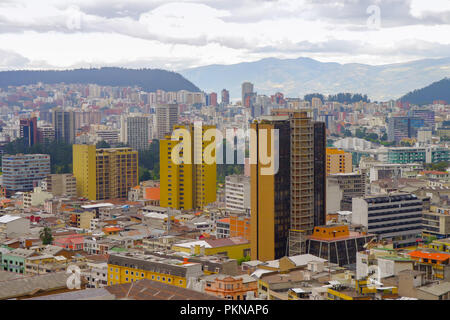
39;227;53;245
237;255;251;265
139;166;152;182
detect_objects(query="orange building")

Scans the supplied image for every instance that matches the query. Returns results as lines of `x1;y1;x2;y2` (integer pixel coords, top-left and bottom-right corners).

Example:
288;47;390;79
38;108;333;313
102;226;123;235
326;148;352;175
229;215;251;241
408;251;450;280
204;274;258;300
144;187;160;206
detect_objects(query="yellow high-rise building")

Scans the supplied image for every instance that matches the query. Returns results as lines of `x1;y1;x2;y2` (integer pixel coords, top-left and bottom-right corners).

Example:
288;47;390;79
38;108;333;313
160;124;216;210
326;147;352;175
73;145;138;200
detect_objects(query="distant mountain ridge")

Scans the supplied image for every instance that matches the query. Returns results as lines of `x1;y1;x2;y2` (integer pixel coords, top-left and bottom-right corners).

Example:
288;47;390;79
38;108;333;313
400;78;450;105
0;67;200;92
181;57;450;102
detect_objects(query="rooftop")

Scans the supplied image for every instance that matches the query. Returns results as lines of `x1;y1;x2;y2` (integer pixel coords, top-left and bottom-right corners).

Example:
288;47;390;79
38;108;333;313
408;251;450;262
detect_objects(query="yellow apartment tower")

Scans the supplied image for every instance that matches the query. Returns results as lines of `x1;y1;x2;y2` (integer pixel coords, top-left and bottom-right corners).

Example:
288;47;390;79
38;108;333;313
73;145;138;200
326;147;352;175
160;124;216;210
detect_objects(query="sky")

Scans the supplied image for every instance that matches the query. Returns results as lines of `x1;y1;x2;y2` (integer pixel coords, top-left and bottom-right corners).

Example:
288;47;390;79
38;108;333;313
0;0;449;71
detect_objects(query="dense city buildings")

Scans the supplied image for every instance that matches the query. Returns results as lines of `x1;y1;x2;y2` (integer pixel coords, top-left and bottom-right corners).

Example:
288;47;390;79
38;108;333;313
73;145;138;200
0;61;449;302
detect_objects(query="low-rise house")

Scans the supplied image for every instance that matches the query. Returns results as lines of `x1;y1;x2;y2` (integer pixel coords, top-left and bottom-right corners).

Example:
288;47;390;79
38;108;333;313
203;274;258;300
2;248;37;274
171;237;250;260
0;215;30;238
408;250;450;280
54;234;85;251
0;271;79;300
107;252;203;288
416;281;450;300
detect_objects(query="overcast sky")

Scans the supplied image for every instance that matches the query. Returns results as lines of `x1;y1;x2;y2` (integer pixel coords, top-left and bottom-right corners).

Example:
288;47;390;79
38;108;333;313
0;0;449;71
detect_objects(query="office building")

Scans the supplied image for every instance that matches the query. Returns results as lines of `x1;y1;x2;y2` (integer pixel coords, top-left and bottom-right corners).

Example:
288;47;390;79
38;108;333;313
37;125;55;144
121;115;150;150
326;148;353;175
51;108;76;144
422;206;450;238
73;145;138;200
20;117;37;147
208;92;218;106
306;225;374;266
327;173;366;212
160;124;216;210
387;117;425;142
251;116;291;261
221;89;230;105
1;154;50;195
387;147;426;164
352;193;423;248
155;104;178;140
241;82;254;107
410;109;435;128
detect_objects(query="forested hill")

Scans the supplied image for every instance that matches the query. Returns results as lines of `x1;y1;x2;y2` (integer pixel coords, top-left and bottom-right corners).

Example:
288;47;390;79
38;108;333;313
0;67;200;92
400;78;450;105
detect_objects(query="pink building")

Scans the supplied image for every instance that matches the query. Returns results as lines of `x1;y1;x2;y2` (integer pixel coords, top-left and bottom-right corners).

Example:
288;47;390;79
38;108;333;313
54;234;85;251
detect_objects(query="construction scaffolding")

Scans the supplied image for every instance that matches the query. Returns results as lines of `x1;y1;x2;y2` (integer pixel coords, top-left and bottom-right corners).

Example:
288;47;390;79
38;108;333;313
288;111;315;256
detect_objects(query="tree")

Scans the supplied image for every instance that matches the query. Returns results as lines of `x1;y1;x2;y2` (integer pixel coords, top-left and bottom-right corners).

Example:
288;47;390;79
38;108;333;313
39;227;53;245
139;166;152;182
237;255;251;265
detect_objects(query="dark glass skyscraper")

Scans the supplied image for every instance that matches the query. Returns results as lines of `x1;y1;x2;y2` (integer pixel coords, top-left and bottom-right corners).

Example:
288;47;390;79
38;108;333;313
20;117;37;147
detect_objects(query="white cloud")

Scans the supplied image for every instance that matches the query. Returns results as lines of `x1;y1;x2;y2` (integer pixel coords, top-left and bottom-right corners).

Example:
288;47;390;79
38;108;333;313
0;0;449;69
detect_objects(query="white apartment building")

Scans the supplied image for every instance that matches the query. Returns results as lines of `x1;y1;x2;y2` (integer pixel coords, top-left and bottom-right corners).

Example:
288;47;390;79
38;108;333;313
225;175;250;213
23;186;53;208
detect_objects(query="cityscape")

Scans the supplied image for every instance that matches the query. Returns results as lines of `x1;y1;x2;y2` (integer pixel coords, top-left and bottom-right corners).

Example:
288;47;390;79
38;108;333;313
0;0;449;307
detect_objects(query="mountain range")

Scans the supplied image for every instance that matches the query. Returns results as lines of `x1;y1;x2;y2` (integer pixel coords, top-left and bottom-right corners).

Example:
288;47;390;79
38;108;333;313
181;57;450;102
0;67;200;93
